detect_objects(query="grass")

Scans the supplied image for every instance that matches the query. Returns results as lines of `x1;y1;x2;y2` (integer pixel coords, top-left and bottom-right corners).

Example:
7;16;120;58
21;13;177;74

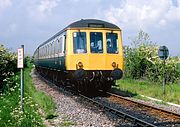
116;78;180;104
0;63;56;127
24;64;56;118
0;71;43;126
58;119;76;127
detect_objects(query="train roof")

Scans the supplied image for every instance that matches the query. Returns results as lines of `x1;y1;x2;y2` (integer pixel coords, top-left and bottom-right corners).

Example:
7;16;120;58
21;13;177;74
38;19;120;48
66;19;120;29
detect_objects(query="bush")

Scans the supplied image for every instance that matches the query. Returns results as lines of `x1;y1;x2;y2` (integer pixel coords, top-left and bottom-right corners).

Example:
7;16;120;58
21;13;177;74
24;55;33;68
0;44;18;92
124;30;180;84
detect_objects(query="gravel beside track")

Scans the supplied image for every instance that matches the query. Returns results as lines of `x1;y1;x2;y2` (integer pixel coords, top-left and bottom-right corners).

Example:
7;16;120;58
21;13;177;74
31;69;133;127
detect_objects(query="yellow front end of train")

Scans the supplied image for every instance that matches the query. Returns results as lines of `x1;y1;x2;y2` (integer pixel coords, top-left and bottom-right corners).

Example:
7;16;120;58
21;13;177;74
65;28;124;72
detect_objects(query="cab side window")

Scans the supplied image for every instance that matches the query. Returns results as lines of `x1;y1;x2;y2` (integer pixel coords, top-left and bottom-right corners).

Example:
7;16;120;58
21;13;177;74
90;32;103;53
73;32;87;54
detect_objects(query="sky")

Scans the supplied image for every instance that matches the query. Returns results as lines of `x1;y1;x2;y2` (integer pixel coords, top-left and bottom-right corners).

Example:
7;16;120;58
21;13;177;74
0;0;180;56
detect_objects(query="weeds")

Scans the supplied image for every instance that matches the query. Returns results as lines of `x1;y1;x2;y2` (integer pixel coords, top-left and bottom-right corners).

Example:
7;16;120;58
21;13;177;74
0;76;43;127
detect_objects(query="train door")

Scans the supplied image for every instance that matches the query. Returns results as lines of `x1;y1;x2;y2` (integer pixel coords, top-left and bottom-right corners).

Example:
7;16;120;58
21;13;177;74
62;32;66;70
54;38;59;69
58;32;66;70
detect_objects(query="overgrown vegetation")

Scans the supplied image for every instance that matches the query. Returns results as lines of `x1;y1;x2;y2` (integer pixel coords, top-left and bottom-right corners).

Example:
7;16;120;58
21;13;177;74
124;30;180;84
0;44;33;93
0;44;56;126
0;45;18;92
116;30;180;104
0;66;43;126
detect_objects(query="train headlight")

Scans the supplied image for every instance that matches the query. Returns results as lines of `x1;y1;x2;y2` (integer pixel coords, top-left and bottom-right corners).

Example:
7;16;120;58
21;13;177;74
78;62;83;69
112;62;116;68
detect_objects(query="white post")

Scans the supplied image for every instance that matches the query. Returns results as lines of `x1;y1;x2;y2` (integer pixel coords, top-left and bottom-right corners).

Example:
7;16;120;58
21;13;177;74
18;45;24;111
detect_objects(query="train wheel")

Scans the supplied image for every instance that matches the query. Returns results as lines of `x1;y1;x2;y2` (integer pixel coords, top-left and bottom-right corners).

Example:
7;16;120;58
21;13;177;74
102;81;113;92
77;81;83;92
76;79;88;94
83;79;89;94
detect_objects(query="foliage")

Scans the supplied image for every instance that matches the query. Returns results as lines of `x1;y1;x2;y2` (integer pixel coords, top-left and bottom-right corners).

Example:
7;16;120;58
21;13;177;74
0;45;56;126
0;73;43;127
24;55;33;68
0;44;18;92
0;63;57;126
124;30;180;84
0;44;34;92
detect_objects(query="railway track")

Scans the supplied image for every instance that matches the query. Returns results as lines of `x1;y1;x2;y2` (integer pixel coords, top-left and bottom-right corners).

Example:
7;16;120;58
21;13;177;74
107;91;180;119
79;93;157;127
95;91;180;127
36;70;180;127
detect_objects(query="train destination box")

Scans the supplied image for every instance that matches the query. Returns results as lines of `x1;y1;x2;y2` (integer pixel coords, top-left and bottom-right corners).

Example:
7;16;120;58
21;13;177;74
17;48;24;68
158;46;169;60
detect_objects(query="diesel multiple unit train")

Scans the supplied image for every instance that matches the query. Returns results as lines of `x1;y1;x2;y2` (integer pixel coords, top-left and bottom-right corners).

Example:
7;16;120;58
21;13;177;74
34;19;124;92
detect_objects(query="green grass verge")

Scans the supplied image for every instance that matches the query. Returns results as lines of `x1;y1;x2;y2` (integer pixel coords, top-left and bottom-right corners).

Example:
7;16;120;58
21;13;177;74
116;78;180;104
0;63;56;127
24;64;56;118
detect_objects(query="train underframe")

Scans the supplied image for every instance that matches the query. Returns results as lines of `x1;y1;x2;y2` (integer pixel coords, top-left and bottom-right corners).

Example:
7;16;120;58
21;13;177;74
36;66;123;93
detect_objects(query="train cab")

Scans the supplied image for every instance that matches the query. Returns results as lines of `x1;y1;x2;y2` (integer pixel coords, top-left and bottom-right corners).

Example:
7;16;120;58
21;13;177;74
65;20;124;80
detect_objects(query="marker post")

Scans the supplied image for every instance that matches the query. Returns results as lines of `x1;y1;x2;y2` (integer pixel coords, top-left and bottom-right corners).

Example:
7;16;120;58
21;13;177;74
17;45;24;111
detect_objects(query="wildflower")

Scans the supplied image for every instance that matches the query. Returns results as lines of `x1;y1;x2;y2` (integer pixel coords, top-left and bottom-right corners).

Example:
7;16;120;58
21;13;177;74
3;79;7;82
10;88;15;92
19;111;23;114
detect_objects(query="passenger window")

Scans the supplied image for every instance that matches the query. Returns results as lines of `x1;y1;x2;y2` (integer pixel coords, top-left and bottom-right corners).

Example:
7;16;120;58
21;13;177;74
48;44;50;56
50;43;53;55
46;45;48;56
90;32;103;53
51;41;54;55
59;37;63;53
106;33;118;54
55;39;58;54
73;32;87;54
54;40;56;54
